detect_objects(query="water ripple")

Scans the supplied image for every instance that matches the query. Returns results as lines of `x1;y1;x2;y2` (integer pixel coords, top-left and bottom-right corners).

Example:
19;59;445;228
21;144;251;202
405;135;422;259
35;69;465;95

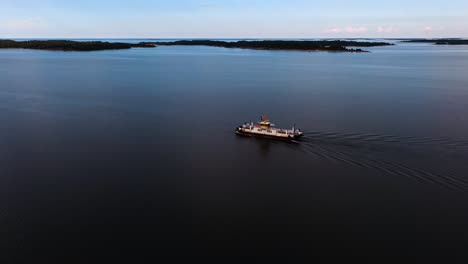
297;135;468;191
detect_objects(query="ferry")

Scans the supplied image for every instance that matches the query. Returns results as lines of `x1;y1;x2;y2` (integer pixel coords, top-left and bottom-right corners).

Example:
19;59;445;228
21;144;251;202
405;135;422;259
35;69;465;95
235;115;303;140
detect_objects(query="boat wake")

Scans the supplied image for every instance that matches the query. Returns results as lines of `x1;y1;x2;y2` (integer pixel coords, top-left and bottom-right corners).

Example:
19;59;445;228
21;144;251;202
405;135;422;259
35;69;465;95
302;131;468;148
291;132;468;191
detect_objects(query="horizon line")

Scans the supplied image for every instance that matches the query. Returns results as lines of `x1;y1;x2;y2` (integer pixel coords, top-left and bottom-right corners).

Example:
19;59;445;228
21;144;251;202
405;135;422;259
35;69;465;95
3;37;468;40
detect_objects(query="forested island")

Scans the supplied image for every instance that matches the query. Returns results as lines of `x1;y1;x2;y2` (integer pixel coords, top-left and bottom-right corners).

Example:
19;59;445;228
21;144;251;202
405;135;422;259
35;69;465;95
401;39;468;45
0;40;156;51
0;39;394;52
149;40;393;52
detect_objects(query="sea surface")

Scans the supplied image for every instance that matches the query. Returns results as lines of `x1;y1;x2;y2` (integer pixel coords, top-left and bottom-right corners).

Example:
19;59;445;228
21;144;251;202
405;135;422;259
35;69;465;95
2;40;468;260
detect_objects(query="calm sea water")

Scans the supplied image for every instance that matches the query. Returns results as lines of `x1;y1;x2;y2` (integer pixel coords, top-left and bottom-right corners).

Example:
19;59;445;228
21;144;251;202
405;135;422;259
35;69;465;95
2;41;468;260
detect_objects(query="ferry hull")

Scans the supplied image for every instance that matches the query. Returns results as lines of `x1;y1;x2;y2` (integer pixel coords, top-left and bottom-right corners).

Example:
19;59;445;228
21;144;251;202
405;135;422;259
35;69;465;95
235;130;302;140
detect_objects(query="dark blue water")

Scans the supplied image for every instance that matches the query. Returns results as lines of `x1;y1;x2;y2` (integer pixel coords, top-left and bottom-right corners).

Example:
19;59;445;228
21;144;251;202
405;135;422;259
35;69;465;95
2;41;468;260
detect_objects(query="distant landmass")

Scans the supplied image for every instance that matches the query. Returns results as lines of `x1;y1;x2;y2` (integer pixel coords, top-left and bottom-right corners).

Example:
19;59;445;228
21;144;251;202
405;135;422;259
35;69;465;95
401;39;468;45
149;40;393;52
2;39;467;52
0;39;393;52
0;40;156;51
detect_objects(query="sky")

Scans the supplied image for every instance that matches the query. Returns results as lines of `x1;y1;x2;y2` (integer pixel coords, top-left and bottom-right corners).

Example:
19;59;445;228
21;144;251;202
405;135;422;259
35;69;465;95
0;0;467;38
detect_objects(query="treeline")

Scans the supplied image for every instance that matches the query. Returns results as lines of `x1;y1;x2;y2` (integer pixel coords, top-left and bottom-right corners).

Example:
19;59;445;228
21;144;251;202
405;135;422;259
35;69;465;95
402;39;468;45
0;39;398;52
0;40;156;51
150;40;393;52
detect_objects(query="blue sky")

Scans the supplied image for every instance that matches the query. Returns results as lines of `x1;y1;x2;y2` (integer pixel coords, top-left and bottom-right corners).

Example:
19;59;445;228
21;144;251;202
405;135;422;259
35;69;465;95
1;0;467;38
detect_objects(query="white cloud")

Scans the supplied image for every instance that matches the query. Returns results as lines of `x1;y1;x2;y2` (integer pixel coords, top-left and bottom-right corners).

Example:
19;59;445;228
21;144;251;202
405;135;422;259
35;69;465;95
423;26;446;35
325;26;368;34
325;27;342;33
423;26;433;32
377;26;398;33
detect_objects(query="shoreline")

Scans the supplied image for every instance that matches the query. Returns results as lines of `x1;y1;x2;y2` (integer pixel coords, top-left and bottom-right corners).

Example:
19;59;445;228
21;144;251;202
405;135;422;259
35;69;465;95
149;40;391;52
230;47;369;53
400;39;468;45
0;40;156;51
0;39;389;52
